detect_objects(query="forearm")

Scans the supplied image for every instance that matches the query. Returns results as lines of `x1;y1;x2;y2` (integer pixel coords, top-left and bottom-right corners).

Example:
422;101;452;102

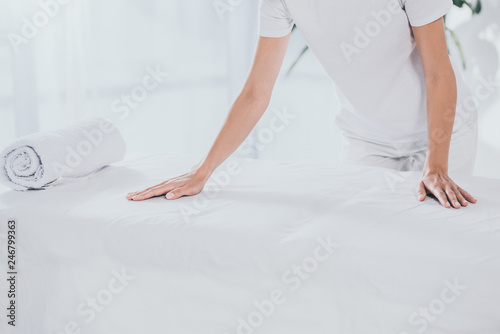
197;90;270;178
127;36;292;201
425;70;457;173
194;36;289;179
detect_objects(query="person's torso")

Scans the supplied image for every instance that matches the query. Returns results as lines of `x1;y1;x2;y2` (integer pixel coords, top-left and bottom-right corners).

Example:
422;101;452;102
284;0;474;144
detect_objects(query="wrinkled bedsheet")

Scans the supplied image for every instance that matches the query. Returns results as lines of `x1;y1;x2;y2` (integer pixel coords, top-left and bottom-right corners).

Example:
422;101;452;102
1;155;499;334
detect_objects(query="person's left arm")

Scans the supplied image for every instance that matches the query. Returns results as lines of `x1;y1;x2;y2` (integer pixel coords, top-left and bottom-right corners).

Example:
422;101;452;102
412;18;477;208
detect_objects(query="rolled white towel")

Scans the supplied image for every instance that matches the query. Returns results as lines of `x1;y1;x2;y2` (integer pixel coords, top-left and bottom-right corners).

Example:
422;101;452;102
0;118;126;190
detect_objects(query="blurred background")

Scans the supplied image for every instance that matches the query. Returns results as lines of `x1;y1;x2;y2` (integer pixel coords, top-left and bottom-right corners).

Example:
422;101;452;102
0;0;498;178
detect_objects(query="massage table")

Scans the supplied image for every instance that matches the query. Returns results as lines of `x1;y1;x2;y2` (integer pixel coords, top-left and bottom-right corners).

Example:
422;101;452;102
1;155;499;334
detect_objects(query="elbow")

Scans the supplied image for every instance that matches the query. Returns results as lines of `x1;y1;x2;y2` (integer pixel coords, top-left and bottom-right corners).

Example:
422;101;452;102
425;67;456;86
239;86;272;109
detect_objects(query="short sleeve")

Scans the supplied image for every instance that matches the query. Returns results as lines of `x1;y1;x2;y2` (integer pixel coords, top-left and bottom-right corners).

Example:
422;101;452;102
402;0;452;27
259;0;294;38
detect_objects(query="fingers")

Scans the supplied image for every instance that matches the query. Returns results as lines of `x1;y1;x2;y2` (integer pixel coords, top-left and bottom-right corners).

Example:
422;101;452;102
422;181;477;209
126;172;196;200
166;184;203;200
416;181;427;201
127;180;169;200
126;171;205;201
165;186;188;200
444;186;461;209
129;181;180;201
454;190;468;207
126;189;145;200
428;184;451;208
457;186;477;204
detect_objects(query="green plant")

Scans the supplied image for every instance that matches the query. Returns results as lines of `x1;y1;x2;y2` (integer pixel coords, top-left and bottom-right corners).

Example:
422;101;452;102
452;0;481;13
287;0;482;74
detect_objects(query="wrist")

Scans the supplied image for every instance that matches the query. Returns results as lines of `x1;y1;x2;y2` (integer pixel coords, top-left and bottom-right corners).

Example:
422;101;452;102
423;160;448;176
424;148;449;173
195;163;214;181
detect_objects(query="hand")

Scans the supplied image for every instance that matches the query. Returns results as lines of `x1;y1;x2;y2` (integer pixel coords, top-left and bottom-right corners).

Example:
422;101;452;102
126;167;211;201
416;169;477;209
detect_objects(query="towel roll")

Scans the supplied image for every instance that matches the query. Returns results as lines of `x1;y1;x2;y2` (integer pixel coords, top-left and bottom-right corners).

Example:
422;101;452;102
0;118;127;190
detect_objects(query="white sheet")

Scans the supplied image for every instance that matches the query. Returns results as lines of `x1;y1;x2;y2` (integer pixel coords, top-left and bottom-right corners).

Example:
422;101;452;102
1;155;499;334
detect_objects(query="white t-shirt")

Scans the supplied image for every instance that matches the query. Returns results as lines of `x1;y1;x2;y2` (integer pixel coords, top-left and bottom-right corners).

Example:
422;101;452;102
259;0;475;144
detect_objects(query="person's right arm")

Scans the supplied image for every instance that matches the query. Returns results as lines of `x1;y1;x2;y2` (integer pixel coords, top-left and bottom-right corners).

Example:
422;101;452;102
127;35;291;201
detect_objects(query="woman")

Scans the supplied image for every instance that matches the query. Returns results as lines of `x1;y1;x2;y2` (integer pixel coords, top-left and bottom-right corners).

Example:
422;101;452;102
127;0;478;209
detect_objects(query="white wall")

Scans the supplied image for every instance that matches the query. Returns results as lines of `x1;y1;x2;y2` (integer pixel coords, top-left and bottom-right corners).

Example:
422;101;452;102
447;2;500;179
0;0;256;157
